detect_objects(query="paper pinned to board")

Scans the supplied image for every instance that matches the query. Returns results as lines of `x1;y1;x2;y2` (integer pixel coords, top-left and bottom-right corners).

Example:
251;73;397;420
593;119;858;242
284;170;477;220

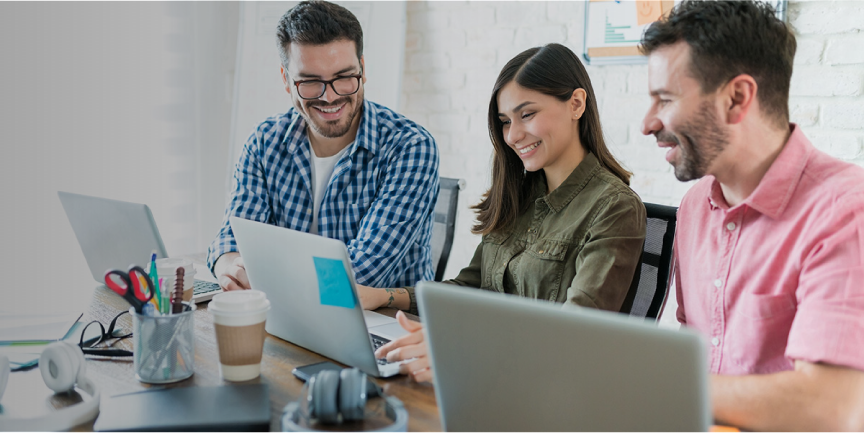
313;257;357;309
584;0;675;64
636;1;664;25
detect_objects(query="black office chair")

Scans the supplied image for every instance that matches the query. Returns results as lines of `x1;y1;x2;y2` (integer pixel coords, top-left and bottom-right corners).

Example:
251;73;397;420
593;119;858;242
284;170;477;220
431;177;464;281
622;203;678;320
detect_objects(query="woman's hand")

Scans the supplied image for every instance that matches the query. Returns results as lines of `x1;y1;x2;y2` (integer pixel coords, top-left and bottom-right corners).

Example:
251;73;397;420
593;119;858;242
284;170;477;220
375;311;433;383
356;284;387;310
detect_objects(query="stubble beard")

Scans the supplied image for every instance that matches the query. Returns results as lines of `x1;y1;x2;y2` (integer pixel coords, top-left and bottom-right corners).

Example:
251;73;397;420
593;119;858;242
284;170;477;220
660;102;730;182
300;90;364;139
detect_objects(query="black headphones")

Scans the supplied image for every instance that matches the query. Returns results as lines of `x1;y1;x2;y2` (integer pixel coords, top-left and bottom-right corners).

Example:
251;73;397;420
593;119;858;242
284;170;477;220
281;368;409;432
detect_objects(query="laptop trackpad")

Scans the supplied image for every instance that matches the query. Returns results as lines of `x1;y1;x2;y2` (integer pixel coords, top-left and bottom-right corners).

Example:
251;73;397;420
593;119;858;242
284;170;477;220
363;310;397;328
369;322;409;341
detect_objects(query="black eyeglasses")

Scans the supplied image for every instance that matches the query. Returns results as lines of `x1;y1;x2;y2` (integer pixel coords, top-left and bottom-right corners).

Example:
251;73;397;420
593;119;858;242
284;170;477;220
293;74;363;100
78;311;133;357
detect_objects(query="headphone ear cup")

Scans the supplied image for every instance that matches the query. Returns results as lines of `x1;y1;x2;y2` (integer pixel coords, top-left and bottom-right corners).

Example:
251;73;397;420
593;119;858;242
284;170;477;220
338;368;367;422
40;341;84;393
0;354;9;401
310;370;340;424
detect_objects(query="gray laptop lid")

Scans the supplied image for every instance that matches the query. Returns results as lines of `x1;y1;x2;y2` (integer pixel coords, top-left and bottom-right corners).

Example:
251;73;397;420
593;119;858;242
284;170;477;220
417;281;711;432
229;216;399;377
94;383;270;432
58;191;168;283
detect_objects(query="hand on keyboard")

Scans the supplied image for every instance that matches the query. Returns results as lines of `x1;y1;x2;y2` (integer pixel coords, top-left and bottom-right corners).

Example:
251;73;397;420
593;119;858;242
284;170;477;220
373;311;432;383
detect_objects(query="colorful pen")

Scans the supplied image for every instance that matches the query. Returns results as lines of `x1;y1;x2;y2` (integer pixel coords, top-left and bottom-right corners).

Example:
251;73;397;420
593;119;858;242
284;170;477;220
149;252;162;310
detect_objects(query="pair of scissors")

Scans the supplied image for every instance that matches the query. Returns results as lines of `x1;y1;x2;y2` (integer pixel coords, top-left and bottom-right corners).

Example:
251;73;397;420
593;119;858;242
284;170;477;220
104;266;154;314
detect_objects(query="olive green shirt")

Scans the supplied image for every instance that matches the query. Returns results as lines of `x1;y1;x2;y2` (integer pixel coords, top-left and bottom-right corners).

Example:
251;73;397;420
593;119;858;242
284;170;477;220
406;152;646;315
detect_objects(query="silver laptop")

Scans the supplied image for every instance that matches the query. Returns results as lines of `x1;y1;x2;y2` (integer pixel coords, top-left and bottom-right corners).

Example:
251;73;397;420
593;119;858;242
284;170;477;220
417;281;711;432
58;191;222;303
229;216;408;377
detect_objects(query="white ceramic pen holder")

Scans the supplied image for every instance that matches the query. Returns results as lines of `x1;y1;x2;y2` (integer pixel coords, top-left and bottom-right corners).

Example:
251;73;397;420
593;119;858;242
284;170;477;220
131;303;196;383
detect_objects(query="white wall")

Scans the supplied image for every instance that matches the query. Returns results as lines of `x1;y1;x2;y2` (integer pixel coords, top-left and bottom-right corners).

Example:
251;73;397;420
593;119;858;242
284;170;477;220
400;1;864;326
228;1;407;182
2;0;860;319
0;2;238;313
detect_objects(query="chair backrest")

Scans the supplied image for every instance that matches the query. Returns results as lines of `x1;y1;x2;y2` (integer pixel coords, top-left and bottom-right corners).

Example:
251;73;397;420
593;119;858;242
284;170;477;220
430;178;464;281
624;203;677;320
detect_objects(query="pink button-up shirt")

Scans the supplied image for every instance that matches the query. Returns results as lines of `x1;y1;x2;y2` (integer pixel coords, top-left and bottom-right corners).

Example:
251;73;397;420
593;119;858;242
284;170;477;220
675;125;864;375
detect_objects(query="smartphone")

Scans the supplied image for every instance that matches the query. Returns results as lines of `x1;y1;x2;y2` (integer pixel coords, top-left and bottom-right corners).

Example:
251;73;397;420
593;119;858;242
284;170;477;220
292;361;343;382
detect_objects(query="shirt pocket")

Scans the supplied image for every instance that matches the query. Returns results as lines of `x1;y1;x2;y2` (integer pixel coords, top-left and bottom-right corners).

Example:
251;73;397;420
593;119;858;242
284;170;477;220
738;292;797;320
521;238;569;301
730;292;797;373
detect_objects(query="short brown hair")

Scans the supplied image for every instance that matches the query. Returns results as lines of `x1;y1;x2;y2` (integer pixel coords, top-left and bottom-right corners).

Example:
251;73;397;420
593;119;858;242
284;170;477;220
640;1;796;127
276;1;363;67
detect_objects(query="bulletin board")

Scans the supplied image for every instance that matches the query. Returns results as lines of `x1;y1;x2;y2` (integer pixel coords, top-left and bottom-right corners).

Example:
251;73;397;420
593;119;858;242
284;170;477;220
583;0;788;66
583;0;675;66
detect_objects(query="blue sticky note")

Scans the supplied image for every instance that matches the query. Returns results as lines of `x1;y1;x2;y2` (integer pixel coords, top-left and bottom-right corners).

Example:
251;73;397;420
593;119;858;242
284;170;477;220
313;257;356;309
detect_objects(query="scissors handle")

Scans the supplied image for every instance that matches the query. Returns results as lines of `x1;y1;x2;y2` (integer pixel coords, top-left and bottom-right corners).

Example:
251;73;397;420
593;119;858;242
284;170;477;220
104;267;154;314
126;266;155;303
105;269;143;313
105;269;132;296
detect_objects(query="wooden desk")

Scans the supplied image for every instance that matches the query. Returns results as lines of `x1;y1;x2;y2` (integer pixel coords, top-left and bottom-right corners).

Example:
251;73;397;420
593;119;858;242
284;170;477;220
6;285;440;431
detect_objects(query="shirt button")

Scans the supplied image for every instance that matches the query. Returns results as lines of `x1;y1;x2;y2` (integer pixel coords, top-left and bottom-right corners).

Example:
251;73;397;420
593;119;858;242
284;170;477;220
726;222;736;231
711;337;720;346
713;279;722;288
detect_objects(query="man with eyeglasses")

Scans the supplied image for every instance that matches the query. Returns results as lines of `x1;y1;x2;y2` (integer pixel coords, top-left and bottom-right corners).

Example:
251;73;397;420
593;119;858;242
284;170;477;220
207;1;439;291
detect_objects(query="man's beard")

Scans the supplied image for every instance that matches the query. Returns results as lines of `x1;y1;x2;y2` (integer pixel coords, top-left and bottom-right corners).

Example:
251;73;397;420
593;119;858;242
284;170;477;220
657;102;729;182
302;94;363;139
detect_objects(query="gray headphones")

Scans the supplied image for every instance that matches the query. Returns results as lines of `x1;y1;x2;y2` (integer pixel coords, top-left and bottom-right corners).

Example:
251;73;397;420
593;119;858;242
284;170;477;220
281;368;408;432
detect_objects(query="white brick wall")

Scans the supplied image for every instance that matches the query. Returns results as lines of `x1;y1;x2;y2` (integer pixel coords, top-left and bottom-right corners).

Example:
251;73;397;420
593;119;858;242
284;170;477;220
399;1;864;324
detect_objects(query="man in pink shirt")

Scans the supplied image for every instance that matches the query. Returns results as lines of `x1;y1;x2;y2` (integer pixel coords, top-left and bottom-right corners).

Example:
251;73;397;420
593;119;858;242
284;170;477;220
641;1;864;431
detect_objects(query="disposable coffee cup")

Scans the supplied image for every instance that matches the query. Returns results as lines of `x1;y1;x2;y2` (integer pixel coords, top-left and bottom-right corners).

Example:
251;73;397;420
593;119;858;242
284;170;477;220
209;290;270;381
155;258;196;302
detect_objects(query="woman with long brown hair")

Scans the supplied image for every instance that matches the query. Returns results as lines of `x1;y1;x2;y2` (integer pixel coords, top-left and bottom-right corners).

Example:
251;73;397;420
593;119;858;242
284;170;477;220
358;43;646;382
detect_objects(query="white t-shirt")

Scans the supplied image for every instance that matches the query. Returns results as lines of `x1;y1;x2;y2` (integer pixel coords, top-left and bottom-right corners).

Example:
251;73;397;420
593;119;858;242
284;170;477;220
308;143;350;235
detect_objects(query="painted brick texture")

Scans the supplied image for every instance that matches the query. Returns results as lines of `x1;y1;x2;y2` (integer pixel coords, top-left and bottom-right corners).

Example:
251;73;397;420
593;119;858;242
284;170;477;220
399;1;864;324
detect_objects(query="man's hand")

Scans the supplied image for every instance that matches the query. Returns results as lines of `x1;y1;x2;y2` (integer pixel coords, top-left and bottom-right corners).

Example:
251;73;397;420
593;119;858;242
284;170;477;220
213;252;251;291
356;285;411;310
374;311;432;383
356;284;388;310
712;360;864;431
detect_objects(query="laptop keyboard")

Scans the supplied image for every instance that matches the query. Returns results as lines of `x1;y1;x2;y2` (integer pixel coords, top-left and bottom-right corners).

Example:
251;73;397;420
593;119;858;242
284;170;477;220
371;334;391;365
193;280;221;295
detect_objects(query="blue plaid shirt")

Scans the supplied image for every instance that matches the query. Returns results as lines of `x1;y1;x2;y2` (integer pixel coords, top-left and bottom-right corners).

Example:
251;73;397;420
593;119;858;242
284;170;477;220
207;100;439;287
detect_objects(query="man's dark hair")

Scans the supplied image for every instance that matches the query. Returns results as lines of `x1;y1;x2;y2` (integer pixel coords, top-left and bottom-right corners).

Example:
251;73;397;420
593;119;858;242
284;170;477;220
276;1;364;67
640;1;797;127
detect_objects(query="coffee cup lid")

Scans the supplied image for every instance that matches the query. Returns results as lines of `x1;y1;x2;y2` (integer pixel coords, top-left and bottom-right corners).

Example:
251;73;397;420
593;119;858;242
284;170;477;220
155;257;194;272
210;290;270;314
